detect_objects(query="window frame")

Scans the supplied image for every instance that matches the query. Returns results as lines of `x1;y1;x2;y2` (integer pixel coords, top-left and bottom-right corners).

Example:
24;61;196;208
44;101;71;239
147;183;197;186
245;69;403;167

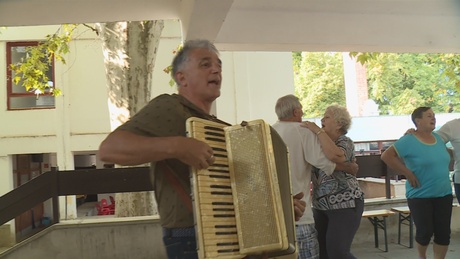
6;41;56;110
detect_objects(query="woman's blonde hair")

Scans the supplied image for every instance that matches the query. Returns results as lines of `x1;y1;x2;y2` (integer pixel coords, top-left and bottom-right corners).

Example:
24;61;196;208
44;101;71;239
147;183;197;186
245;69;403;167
326;104;352;134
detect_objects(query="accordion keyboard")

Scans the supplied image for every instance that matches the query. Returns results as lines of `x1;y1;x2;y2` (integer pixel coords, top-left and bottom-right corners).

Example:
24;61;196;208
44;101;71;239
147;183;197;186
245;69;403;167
188;120;242;258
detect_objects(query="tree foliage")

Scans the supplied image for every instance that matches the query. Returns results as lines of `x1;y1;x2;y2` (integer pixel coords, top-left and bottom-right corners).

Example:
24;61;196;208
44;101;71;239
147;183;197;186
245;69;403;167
163;44;183;86
293;52;345;117
294;52;460;117
9;24;78;96
353;53;460;114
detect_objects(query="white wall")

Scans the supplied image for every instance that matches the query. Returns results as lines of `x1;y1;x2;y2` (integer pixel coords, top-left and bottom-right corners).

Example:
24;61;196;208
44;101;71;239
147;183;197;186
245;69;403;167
218;52;295;125
0;24;109;159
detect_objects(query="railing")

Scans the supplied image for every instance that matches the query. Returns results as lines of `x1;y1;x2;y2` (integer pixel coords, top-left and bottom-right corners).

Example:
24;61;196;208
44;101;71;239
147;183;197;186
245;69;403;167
355;155;393;199
0;167;153;227
356;154;455;199
354;139;396;156
1;155;440;243
1;157;396;228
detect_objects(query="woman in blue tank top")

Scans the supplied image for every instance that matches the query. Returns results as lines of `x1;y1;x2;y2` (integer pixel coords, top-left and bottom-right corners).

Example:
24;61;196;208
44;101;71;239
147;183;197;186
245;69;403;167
381;107;453;259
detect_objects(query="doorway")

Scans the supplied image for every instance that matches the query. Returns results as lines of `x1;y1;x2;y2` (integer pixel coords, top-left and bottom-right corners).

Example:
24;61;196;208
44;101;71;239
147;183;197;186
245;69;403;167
13;154;47;241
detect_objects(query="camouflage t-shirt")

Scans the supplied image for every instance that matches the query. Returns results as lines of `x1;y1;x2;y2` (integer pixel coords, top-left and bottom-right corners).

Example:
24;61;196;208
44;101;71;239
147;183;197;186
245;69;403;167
117;93;225;228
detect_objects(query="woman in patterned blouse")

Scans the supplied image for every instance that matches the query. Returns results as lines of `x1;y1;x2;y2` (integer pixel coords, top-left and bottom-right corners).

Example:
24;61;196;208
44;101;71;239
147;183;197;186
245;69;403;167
302;104;364;259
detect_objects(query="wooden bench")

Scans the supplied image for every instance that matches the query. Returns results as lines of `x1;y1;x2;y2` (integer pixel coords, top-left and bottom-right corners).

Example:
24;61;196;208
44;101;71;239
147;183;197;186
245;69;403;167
362;209;395;252
391;206;413;248
391;203;459;249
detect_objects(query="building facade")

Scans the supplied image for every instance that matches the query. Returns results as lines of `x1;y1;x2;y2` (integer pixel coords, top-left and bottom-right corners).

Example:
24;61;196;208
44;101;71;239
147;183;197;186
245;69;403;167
0;20;295;238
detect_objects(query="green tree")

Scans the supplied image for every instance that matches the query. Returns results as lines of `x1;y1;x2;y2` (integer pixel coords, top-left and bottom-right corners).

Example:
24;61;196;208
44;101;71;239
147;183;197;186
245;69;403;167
293;52;345;117
294;51;460;117
363;53;460;115
9;24;78;96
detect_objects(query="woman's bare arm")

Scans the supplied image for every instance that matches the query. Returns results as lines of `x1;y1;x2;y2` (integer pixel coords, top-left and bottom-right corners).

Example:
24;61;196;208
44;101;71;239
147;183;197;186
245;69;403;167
301;121;345;163
381;146;420;188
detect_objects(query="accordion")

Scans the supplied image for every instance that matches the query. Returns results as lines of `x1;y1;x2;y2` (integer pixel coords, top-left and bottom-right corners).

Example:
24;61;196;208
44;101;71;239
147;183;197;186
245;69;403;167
186;117;297;259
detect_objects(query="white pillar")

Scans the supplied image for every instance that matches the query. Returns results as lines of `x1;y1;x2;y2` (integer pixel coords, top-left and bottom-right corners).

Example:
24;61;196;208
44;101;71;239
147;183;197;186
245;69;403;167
55;60;77;220
342;52;359;117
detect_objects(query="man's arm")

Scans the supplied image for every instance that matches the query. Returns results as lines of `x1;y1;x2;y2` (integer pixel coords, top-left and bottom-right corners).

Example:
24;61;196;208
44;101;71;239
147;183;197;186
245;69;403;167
335;161;359;176
293;192;306;222
447;147;454;159
436;123;452;143
408;126;450;144
98;129;215;169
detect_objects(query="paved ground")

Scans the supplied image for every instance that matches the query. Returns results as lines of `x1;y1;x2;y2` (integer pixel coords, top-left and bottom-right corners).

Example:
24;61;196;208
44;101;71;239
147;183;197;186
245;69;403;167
352;232;460;259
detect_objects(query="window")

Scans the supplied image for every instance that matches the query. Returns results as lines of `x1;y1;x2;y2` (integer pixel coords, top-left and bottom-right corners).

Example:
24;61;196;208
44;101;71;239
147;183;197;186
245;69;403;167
6;42;55;110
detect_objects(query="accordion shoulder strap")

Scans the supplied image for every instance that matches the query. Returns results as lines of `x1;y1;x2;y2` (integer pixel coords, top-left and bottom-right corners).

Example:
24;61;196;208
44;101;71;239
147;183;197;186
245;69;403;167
157;161;193;213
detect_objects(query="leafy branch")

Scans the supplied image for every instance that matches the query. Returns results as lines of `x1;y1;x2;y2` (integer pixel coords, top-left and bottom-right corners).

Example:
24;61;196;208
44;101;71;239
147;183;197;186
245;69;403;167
163;44;183;86
350;52;460;91
349;52;381;65
9;24;79;96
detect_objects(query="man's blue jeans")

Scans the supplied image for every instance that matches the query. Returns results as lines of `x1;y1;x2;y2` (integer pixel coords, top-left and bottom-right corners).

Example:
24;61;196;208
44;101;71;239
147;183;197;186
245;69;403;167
163;228;198;259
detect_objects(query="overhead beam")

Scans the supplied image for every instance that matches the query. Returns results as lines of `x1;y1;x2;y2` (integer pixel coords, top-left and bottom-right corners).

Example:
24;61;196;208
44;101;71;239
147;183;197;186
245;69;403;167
1;0;460;53
214;1;460;53
0;0;180;26
179;0;234;42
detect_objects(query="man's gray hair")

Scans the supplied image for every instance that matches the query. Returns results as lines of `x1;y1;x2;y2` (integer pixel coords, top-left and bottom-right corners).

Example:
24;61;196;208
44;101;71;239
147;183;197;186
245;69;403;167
275;94;301;120
171;39;219;85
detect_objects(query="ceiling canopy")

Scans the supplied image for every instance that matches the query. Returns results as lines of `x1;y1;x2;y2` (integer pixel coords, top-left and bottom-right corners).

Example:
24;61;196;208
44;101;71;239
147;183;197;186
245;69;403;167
1;0;459;53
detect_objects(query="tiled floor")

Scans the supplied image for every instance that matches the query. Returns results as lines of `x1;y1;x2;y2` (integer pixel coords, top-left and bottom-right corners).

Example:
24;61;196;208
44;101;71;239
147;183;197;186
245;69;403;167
76;201;98;218
352;231;460;259
5;201;460;258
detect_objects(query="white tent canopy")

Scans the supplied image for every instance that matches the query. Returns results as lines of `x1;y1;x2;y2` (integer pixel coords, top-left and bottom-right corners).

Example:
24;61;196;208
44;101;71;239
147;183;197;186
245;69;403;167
1;0;460;53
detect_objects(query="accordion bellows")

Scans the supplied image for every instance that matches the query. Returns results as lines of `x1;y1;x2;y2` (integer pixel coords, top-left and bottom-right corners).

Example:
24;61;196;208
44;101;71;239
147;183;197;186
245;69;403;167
187;117;297;259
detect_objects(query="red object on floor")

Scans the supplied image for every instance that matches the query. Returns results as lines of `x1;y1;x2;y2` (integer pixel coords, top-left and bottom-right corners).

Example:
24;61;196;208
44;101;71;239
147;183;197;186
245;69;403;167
96;198;115;215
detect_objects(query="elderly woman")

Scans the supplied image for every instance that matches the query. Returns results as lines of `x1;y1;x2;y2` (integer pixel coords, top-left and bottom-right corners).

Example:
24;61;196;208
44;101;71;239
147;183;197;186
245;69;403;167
381;107;453;259
302;104;364;259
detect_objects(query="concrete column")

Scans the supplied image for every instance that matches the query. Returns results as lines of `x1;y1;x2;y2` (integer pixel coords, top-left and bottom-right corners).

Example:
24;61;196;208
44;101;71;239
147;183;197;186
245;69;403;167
342;52;370;117
343;52;359;116
218;51;294;125
54;58;77;220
